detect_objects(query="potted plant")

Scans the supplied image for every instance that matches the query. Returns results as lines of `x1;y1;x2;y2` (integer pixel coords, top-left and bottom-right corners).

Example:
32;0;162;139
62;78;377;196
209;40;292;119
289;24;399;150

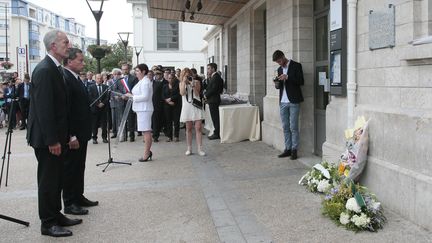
1;61;14;70
87;45;112;59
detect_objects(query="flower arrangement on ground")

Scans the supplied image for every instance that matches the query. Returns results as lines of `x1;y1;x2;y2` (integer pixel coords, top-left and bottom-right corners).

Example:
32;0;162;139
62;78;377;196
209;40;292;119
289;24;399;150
322;179;386;232
338;116;370;182
298;161;340;193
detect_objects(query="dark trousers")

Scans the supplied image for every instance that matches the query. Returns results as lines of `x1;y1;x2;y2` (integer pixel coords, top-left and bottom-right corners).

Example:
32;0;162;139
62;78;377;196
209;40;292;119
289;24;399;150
127;108;136;139
107;104;112;131
152;106;164;139
35;148;64;226
209;103;220;137
63;140;88;207
164;104;181;139
92;110;107;140
19;98;29;127
5;102;17;128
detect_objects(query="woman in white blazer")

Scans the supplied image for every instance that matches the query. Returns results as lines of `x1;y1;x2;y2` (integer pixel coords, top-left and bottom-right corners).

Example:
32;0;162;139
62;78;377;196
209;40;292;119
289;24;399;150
125;63;153;162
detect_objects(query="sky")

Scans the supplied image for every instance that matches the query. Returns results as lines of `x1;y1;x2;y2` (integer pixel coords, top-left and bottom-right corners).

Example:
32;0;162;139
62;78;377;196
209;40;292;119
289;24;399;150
28;0;134;44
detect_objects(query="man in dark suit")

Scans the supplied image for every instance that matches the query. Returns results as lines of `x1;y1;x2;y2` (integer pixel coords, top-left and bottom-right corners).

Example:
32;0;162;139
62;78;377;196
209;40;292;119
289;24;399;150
17;73;31;130
62;48;98;216
152;69;166;142
121;63;138;142
84;71;95;87
204;63;224;140
89;74;109;144
27;30;81;237
272;50;304;160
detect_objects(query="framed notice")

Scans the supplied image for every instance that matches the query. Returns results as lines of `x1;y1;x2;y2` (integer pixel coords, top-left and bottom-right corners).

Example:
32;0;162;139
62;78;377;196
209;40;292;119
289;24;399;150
330;51;341;85
330;0;342;31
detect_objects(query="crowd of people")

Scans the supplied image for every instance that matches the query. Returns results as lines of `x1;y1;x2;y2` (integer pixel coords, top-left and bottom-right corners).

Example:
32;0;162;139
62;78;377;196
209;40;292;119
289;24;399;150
16;29;225;237
0;72;31;130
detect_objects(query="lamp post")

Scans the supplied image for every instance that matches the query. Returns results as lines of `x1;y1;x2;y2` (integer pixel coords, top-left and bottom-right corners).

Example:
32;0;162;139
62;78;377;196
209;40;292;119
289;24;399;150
1;4;23;63
134;46;142;65
118;32;132;64
85;0;107;73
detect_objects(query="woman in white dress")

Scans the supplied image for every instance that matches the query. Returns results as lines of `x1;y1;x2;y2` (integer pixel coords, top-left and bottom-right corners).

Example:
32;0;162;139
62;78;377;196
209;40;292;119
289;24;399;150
125;63;154;161
179;68;205;156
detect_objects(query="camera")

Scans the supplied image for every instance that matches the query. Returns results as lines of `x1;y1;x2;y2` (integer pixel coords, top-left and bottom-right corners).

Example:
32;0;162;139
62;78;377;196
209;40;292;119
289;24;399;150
273;77;280;82
187;76;193;82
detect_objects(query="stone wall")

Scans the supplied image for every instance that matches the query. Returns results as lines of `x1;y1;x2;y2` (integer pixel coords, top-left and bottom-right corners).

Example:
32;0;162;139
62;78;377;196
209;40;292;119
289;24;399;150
262;0;314;155
323;0;432;230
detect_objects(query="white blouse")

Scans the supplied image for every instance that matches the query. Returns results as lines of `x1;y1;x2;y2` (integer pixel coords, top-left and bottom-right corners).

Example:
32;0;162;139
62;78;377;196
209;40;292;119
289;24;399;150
131;75;153;112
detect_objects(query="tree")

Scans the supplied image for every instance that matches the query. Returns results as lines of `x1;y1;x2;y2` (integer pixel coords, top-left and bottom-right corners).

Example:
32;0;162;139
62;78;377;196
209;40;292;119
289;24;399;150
84;41;133;73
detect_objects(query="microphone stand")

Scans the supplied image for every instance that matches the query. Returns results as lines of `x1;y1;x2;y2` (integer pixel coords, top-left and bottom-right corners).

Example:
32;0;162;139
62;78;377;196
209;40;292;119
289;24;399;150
0;98;30;226
90;80;131;172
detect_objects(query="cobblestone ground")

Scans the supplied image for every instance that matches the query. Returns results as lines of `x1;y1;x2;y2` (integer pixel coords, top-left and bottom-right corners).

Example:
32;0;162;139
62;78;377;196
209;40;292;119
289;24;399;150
0;129;431;242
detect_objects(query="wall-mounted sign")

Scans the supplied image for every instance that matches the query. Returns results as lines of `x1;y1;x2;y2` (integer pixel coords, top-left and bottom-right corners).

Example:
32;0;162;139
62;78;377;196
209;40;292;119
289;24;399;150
330;0;342;31
369;4;395;50
17;46;27;79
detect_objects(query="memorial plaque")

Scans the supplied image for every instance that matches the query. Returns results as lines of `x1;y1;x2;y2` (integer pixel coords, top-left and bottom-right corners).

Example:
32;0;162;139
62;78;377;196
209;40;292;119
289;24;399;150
369;4;395;50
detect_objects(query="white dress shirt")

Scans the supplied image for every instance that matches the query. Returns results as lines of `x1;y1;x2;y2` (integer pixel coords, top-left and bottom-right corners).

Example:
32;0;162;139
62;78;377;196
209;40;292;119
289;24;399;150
280;60;291;103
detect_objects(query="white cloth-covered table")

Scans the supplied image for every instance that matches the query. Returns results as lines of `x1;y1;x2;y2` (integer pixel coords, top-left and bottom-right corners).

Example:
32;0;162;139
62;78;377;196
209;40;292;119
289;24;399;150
219;104;260;143
204;104;261;143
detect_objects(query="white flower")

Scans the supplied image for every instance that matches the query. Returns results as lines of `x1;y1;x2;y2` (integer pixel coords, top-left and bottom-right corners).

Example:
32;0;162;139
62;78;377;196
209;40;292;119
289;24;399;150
311;178;319;185
351;213;371;227
346;198;361;213
317;179;331;192
339;212;350;225
371;202;381;211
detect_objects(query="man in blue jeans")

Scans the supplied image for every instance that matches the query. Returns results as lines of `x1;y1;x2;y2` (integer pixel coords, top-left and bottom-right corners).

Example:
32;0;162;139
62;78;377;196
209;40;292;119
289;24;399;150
272;50;304;160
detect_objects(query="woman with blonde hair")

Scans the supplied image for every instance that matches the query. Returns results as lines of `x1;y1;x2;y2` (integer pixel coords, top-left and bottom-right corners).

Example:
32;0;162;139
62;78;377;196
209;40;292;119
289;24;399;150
124;63;154;161
179;68;205;156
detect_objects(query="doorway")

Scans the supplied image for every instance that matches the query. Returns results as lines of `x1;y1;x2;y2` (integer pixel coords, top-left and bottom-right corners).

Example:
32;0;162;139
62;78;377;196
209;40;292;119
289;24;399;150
313;1;330;156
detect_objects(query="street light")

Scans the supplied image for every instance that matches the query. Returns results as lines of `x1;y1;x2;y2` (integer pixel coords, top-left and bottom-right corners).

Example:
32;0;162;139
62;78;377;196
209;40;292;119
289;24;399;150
85;0;107;73
134;46;142;65
118;32;132;64
1;4;24;63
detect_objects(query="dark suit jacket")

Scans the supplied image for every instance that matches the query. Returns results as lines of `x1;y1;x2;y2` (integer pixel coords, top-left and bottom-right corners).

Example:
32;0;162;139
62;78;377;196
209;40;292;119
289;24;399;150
88;83;109;113
27;55;69;148
162;82;181;106
152;79;166;111
125;74;138;91
17;82;31;100
205;72;224;104
276;60;304;104
64;69;92;142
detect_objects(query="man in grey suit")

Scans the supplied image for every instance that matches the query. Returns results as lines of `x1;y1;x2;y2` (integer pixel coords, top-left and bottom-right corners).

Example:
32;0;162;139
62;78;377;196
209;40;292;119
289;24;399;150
110;68;126;139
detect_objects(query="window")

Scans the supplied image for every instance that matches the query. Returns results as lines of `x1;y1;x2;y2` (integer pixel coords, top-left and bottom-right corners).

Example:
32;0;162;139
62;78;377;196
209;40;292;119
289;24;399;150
413;0;432;39
157;20;179;50
29;8;36;19
0;20;8;29
0;36;10;45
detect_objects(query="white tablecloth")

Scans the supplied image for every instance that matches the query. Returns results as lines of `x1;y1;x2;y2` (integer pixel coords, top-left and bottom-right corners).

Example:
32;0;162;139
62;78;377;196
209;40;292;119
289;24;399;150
204;104;261;143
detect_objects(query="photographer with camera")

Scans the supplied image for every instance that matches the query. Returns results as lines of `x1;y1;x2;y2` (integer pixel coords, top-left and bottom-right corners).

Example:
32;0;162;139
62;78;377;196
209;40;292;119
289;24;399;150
272;50;304;160
179;68;205;156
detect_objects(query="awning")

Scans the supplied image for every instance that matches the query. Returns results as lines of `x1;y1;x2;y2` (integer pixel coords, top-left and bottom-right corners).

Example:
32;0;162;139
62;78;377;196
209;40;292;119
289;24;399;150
147;0;250;25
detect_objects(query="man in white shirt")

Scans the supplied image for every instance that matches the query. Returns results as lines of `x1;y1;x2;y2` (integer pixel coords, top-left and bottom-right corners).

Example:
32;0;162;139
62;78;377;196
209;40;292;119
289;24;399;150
272;50;304;160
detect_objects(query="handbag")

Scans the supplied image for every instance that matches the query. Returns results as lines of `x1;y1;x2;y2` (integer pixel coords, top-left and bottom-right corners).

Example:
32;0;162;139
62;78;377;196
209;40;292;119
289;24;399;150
186;84;203;110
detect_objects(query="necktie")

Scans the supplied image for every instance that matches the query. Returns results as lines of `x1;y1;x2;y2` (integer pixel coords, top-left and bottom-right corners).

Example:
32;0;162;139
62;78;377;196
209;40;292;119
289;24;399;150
98;85;102;96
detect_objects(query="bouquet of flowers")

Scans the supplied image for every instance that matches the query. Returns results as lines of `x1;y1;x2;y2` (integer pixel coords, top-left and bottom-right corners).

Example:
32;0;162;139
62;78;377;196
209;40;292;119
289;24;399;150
322;179;386;232
298;161;340;193
338;116;370;182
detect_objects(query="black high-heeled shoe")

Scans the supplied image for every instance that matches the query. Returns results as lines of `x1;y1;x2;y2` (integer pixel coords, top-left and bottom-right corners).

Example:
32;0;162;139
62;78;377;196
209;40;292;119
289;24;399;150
139;151;153;162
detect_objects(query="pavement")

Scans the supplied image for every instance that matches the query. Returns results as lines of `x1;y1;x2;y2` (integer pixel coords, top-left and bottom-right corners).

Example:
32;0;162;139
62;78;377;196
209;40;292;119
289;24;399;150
0;128;431;243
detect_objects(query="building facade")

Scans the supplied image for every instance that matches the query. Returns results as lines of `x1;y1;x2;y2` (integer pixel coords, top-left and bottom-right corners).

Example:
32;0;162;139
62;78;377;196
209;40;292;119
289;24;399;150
0;0;105;78
127;0;210;72
146;0;432;231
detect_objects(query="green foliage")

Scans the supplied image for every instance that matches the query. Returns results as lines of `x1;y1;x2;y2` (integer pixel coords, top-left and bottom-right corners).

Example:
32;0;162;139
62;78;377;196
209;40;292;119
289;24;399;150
84;41;133;73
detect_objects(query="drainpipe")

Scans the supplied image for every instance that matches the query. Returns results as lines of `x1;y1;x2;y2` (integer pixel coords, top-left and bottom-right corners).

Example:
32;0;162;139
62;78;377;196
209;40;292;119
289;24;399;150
347;0;358;127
